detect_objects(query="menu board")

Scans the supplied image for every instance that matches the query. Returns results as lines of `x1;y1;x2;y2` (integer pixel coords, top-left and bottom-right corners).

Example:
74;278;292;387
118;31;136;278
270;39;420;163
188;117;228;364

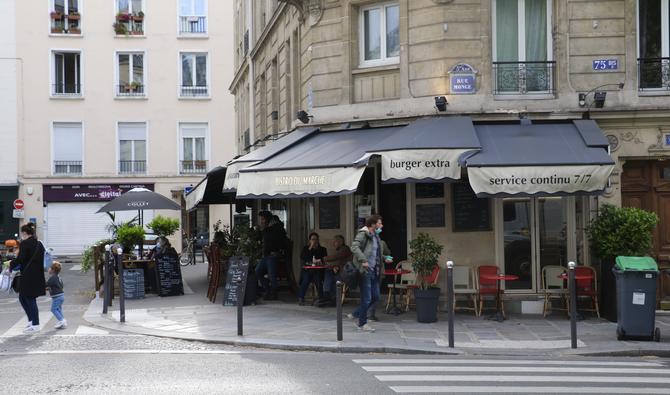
155;251;184;297
415;183;444;199
452;182;491;232
223;256;250;307
416;204;446;228
122;269;145;300
319;197;340;229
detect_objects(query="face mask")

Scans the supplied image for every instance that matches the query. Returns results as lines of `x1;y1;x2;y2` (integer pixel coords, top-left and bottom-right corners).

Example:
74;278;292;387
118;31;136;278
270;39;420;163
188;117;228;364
375;228;382;235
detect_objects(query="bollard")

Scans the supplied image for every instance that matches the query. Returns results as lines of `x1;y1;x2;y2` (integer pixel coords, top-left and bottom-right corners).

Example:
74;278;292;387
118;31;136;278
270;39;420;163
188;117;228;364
102;245;111;314
118;247;125;323
446;261;455;348
237;278;244;336
336;281;343;341
569;261;577;349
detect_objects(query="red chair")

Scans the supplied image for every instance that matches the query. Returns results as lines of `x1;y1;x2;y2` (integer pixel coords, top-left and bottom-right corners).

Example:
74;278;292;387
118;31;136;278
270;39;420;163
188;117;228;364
573;266;600;318
405;265;440;311
477;265;502;317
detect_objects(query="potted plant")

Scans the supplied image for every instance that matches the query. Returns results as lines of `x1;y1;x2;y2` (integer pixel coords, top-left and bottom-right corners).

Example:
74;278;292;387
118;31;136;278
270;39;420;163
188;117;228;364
50;11;62;19
67;11;80;20
587;204;658;321
133;11;144;21
51;26;64;34
116;224;145;257
408;232;444;323
113;22;128;35
147;215;180;238
68;27;81;34
116;12;130;22
213;220;239;258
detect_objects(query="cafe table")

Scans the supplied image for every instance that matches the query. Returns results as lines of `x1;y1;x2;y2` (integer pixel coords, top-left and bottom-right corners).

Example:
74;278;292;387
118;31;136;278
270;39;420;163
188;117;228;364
481;274;519;322
384;268;411;315
558;272;594;320
303;264;332;305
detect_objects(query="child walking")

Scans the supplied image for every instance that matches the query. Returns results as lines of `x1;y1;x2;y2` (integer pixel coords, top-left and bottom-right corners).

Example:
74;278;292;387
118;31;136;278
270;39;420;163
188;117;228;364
47;262;67;329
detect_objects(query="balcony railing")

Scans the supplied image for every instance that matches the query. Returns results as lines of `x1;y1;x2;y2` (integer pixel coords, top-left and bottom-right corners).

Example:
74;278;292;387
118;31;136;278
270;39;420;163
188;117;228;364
180;160;208;174
180;85;209;97
179;16;207;34
119;160;146;174
52;83;82;96
50;11;81;34
638;58;670;91
492;61;556;95
54;161;82;175
114;16;144;35
117;84;145;97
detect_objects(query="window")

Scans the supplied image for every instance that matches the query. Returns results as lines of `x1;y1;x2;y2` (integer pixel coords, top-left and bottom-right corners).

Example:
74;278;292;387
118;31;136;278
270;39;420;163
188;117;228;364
53;122;83;175
51;0;80;35
179;0;207;34
115;0;144;35
638;0;670;90
180;123;208;173
118;122;147;174
359;3;399;67
492;0;554;94
180;53;208;97
52;51;81;96
116;52;145;97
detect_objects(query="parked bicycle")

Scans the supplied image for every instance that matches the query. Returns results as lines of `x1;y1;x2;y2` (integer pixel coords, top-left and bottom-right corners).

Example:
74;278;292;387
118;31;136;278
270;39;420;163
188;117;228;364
179;235;196;266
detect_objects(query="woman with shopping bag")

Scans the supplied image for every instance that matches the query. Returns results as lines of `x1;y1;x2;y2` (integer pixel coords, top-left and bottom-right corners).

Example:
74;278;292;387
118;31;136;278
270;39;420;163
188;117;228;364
10;223;46;333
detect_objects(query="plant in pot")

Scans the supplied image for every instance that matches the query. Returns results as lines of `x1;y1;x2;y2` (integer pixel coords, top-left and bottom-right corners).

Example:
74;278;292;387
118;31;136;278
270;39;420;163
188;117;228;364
147;215;180;238
67;11;80;20
213;220;239;258
133;11;144;21
408;232;444;323
50;11;62;20
116;224;145;258
587;204;658;321
113;22;128;35
116;11;130;22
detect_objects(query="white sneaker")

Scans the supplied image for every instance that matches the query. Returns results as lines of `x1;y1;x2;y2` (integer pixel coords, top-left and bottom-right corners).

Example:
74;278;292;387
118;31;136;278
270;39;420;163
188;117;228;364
25;321;32;329
23;325;40;333
357;323;375;332
54;320;67;329
346;313;354;320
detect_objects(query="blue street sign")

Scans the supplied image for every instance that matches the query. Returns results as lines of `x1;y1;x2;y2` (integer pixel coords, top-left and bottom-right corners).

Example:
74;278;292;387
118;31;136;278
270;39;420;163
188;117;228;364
665;134;670;146
450;75;476;94
592;59;618;70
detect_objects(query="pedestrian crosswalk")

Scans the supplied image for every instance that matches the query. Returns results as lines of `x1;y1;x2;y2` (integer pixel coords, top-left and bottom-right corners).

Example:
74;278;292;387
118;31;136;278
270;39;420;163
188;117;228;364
353;358;670;394
0;314;110;337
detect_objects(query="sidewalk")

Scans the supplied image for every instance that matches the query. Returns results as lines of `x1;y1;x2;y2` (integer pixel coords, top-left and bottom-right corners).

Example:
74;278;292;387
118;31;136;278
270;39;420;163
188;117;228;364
84;263;670;357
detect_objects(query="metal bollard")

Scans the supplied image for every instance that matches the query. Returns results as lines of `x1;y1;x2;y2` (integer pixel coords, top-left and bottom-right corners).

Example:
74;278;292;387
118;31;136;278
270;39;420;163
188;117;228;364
336;281;343;341
118;248;125;323
103;245;111;314
569;261;577;349
446;261;455;348
237;278;244;336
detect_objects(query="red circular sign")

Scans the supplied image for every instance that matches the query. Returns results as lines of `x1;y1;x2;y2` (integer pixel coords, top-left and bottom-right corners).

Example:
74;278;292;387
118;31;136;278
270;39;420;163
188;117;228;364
13;199;24;209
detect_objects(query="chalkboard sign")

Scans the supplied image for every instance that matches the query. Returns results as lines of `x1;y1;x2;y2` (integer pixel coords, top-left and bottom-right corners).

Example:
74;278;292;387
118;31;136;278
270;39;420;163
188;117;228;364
123;269;145;299
223;256;250;307
415;183;444;199
319;197;340;229
416;204;446;228
155;250;184;297
452;182;491;232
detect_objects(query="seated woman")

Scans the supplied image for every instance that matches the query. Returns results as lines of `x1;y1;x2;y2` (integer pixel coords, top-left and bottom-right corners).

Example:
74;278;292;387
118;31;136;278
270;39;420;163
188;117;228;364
298;232;328;306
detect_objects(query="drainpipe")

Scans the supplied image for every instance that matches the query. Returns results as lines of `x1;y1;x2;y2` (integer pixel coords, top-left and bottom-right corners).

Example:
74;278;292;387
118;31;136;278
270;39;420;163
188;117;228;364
247;0;256;147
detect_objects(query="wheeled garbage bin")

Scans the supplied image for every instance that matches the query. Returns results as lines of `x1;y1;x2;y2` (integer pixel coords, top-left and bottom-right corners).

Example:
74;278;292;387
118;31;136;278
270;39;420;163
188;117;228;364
613;256;660;341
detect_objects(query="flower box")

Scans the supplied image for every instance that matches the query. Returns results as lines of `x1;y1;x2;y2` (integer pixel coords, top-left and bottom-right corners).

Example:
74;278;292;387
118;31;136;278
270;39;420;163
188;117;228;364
132;15;144;22
50;11;62;19
68;13;80;21
116;12;130;22
68;27;81;34
51;27;64;34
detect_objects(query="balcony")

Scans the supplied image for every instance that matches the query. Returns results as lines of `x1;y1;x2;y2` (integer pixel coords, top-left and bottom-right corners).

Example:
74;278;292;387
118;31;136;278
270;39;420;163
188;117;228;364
54;161;82;175
638;58;670;91
50;11;81;34
119;160;146;174
492;61;555;95
179;16;207;34
52;83;82;97
117;83;145;97
180;85;209;97
114;12;144;36
180;160;208;174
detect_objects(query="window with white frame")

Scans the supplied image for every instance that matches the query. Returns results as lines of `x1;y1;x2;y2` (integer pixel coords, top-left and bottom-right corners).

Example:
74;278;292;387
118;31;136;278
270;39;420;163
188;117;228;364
52;51;81;96
638;0;670;90
119;122;147;174
492;0;553;94
50;0;80;35
180;123;207;174
115;0;144;35
117;52;145;96
53;122;83;175
180;53;208;97
179;0;207;34
359;2;399;67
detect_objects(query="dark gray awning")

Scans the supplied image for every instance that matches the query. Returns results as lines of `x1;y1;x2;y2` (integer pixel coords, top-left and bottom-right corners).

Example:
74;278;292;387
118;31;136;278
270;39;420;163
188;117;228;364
464;120;615;197
185;166;235;211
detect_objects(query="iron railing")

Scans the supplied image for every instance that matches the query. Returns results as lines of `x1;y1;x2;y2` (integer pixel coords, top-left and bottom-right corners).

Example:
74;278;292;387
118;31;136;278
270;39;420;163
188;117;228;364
179;16;207;34
119;160;146;174
638;58;670;91
50;13;81;34
52;83;82;96
54;161;82;175
180;85;209;97
115;20;144;35
492;61;556;95
117;84;145;97
180;160;208;174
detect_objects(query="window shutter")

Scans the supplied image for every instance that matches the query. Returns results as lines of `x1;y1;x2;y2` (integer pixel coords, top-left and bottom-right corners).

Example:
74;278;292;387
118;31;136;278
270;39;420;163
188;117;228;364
119;122;146;141
53;123;82;161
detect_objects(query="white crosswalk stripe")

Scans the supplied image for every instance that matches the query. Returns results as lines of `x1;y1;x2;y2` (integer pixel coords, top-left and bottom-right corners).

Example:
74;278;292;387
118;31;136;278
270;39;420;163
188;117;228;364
354;357;670;394
1;311;53;337
0;317;112;338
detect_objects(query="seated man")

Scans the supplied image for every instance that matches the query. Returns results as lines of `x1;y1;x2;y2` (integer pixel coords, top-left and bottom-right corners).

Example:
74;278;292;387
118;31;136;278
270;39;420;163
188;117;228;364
298;232;328;306
321;235;352;306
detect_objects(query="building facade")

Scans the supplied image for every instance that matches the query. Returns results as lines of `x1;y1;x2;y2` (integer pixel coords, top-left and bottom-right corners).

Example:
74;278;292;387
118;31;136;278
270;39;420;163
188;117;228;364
230;0;670;306
12;0;235;255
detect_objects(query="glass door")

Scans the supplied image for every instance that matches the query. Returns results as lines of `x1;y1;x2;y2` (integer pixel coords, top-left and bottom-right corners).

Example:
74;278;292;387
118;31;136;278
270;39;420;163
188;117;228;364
536;197;568;275
503;198;533;290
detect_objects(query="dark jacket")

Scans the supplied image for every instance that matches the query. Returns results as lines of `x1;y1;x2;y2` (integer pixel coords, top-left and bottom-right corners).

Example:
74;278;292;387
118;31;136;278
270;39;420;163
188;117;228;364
300;245;328;266
10;237;46;298
351;228;391;275
262;218;287;256
47;274;64;296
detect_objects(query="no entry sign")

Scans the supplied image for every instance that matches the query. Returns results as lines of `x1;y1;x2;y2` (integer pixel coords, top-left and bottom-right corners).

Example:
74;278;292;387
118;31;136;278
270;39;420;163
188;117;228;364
13;199;24;210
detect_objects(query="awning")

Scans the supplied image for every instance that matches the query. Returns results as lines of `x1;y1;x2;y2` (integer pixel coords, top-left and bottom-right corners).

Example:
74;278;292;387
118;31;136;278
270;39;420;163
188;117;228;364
185;166;234;211
464;120;615;197
222;127;319;192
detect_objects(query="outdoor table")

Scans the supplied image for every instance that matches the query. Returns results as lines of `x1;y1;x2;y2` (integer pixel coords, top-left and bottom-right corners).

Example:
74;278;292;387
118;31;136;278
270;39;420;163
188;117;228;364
481;274;518;322
302;265;332;305
384;268;411;315
558;273;594;320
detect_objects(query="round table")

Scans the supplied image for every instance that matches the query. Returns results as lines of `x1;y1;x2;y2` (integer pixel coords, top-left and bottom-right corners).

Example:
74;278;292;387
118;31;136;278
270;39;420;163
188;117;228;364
481;274;519;322
384;268;411;315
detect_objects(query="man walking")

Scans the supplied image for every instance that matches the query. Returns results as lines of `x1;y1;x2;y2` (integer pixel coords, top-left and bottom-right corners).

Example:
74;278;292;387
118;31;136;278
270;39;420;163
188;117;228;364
350;214;384;332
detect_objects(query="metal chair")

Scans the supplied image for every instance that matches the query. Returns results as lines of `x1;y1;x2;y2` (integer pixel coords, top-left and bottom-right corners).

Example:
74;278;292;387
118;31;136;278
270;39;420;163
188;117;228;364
573;265;600;318
477;265;502;317
385;260;409;311
405;264;441;311
452;266;478;315
541;265;568;317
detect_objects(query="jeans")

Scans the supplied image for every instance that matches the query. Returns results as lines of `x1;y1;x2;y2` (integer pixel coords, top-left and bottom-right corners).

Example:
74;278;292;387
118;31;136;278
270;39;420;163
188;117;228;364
19;294;39;326
323;269;342;299
298;269;323;300
51;294;65;322
256;256;278;293
357;271;379;327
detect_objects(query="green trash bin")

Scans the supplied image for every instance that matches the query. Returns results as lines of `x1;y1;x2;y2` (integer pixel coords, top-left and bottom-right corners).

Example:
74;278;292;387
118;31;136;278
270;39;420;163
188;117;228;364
613;256;660;341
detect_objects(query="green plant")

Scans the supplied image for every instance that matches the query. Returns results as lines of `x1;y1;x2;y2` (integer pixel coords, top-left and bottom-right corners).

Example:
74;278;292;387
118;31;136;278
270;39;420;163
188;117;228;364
213;222;239;257
113;21;128;35
80;239;114;273
105;212;138;238
147;215;180;238
236;225;261;263
116;224;145;254
587;204;659;259
408;233;444;290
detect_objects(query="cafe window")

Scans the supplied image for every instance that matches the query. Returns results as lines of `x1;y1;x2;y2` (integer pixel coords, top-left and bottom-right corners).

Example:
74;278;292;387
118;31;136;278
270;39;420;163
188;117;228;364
52;122;83;175
118;122;147;174
359;2;400;67
179;123;208;174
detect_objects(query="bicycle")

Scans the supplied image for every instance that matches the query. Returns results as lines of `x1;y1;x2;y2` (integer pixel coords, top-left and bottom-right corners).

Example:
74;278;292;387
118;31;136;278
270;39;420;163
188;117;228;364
180;236;196;266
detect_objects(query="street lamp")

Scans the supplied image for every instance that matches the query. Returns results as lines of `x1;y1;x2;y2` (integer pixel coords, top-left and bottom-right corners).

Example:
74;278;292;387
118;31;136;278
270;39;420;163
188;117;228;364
578;82;624;108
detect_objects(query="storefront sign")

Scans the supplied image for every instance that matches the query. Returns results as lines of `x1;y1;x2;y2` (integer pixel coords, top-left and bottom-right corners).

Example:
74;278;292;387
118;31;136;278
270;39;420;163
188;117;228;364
43;184;155;202
449;63;477;94
467;165;615;196
379;149;468;182
237;166;366;198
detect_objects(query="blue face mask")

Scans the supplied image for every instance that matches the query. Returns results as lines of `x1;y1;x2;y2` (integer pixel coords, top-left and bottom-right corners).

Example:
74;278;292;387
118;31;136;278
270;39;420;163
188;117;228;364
375;228;382;235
